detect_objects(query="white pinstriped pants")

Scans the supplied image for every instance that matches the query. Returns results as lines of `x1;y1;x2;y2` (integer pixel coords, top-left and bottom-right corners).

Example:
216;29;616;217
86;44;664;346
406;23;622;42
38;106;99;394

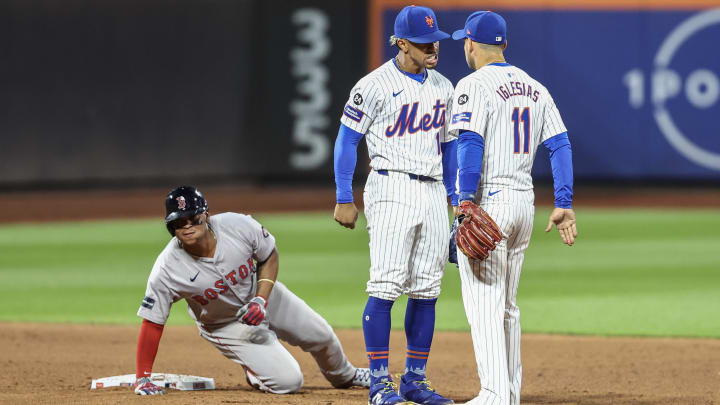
458;190;535;405
363;170;450;301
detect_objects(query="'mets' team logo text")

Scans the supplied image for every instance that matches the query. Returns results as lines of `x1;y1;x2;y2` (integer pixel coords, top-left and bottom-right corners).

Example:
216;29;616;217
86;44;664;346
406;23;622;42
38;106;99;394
191;258;256;305
385;99;446;137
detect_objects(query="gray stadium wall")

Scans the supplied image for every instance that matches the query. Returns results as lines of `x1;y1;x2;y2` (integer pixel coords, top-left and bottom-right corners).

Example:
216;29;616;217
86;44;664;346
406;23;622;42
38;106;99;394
0;0;367;189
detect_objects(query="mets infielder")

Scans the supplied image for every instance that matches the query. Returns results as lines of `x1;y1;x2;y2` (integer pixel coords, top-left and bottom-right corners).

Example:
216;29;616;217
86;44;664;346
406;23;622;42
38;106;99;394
133;186;370;395
333;5;457;405
447;12;578;405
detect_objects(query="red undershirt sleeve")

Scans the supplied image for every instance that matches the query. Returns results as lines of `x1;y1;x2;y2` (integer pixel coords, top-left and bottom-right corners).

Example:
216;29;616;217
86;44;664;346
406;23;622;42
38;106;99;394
136;319;165;379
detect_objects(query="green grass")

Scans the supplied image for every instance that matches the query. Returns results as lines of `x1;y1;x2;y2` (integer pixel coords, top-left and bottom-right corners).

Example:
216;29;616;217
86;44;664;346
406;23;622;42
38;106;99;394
0;209;718;337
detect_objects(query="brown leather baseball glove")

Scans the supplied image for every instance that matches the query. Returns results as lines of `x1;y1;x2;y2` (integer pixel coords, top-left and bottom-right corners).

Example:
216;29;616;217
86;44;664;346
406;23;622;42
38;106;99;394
455;200;503;261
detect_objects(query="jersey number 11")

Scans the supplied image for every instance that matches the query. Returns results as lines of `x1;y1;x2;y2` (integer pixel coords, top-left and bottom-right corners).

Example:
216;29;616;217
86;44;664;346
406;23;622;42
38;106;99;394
511;107;530;154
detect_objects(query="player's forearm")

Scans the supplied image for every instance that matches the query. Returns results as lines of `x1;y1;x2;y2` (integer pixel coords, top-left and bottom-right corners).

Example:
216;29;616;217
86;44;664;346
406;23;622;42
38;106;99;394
136;319;164;379
255;248;278;301
440;139;459;206
543;132;574;208
334;124;364;203
457;130;485;202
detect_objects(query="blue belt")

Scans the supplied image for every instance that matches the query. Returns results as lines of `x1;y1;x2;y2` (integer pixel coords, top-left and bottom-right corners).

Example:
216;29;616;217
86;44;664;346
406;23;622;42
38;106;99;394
376;169;437;182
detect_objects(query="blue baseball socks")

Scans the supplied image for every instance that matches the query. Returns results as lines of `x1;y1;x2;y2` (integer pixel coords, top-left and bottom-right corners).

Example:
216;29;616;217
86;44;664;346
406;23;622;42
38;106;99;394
404;297;437;380
363;296;394;385
363;296;438;384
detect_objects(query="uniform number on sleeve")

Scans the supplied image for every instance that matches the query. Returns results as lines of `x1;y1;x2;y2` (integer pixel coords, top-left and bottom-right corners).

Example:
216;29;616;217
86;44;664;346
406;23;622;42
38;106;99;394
511;107;530;154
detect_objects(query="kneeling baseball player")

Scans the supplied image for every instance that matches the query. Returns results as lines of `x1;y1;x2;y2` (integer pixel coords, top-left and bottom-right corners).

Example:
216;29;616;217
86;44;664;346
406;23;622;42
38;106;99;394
133;186;370;395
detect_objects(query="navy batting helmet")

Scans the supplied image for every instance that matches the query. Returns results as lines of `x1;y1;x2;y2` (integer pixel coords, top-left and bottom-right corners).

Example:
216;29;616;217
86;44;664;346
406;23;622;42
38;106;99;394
165;186;209;236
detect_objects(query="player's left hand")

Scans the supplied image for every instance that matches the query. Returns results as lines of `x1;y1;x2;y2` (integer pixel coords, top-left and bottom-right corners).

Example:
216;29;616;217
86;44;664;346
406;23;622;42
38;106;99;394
545;207;577;246
237;296;267;326
455;201;503;261
134;377;165;395
448;217;459;265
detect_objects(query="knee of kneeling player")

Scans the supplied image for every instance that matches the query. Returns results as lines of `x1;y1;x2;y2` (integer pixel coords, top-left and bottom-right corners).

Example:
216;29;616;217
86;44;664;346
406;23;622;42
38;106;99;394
269;368;303;394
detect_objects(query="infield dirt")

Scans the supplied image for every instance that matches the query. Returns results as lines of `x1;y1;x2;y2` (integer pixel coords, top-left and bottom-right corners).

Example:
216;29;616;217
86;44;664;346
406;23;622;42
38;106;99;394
1;323;719;404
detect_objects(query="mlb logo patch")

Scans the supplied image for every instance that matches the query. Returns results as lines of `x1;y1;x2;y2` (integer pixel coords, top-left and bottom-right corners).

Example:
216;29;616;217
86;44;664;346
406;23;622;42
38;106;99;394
496;36;502;42
343;105;364;122
452;112;472;124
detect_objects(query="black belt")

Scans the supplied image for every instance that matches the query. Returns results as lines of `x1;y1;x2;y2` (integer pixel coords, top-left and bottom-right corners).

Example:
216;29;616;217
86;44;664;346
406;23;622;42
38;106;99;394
376;169;437;182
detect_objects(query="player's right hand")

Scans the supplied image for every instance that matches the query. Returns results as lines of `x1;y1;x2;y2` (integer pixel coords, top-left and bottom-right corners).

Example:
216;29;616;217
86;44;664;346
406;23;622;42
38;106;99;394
334;203;359;229
237;296;267;326
545;208;577;246
134;377;165;395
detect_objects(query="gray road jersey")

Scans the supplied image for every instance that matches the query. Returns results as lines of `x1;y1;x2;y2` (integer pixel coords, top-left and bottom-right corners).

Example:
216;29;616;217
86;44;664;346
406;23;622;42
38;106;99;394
137;212;276;327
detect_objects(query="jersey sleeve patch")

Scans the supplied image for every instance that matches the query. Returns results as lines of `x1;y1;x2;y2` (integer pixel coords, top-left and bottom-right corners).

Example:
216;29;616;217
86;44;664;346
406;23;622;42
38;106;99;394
141;296;155;310
343;105;365;122
452;112;472;124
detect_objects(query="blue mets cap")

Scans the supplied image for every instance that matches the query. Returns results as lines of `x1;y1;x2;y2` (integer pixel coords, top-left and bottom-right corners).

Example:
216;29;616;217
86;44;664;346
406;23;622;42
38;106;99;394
451;11;507;45
394;5;450;44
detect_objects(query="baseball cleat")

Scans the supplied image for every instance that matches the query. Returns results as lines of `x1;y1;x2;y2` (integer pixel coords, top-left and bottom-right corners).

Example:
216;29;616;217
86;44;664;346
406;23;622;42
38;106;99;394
337;367;372;389
368;377;411;405
398;373;454;404
352;367;372;388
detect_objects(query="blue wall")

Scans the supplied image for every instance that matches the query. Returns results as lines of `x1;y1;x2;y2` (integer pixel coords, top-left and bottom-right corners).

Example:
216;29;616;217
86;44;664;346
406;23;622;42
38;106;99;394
382;8;720;181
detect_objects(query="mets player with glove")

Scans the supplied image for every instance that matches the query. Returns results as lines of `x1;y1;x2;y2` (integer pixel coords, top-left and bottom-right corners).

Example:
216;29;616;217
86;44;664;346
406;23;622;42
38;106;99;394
447;12;578;405
133;186;370;395
333;5;458;405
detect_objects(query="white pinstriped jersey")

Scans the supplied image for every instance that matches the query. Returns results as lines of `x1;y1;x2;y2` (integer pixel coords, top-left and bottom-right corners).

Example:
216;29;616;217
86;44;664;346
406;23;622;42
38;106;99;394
448;63;567;192
340;59;454;179
137;213;275;327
